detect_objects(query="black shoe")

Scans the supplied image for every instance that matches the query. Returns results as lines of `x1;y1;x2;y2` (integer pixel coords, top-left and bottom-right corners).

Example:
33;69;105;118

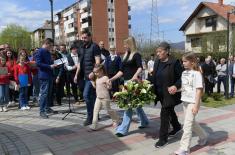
83;120;92;126
40;112;48;119
155;140;168;148
116;133;125;137
138;125;149;129
169;127;182;137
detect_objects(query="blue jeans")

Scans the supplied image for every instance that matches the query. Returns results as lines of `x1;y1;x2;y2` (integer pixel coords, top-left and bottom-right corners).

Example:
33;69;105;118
19;87;28;108
0;84;9;106
116;107;149;135
32;74;40;99
83;80;96;122
39;79;53;113
217;76;226;94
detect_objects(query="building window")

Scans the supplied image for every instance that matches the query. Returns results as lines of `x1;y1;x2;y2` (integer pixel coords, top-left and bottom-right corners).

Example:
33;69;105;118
108;8;114;12
109;18;114;22
191;38;201;47
71;13;74;19
64;16;69;21
68;23;74;28
205;17;217;27
109;38;114;42
109;28;114;32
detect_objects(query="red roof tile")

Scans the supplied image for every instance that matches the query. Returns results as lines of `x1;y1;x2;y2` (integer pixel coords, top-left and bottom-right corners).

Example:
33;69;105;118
180;2;235;31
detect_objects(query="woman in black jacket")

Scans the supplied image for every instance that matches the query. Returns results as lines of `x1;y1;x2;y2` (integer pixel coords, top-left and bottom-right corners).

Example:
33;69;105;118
153;42;182;148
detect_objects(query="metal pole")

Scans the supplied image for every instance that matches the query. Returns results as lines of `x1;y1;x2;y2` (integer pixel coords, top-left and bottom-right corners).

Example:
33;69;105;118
49;0;55;41
226;12;230;99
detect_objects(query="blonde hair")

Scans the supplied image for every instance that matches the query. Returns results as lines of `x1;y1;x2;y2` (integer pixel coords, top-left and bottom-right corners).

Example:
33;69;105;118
123;36;137;61
182;52;200;71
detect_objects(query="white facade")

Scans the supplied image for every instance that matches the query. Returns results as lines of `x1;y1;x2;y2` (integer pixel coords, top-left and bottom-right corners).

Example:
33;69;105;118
32;29;53;47
55;2;78;46
184;8;227;35
183;6;229;53
107;0;116;46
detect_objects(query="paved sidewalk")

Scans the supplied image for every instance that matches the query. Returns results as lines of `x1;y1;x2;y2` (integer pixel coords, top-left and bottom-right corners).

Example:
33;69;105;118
1;100;235;155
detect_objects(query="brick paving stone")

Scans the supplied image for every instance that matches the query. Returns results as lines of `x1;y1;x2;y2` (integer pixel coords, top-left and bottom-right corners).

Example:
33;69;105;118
1;103;235;155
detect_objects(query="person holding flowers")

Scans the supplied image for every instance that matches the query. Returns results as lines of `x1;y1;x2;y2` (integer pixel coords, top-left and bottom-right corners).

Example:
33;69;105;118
114;36;149;137
153;41;183;148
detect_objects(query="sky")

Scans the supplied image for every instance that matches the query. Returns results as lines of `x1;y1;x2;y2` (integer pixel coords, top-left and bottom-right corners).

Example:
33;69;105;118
0;0;235;43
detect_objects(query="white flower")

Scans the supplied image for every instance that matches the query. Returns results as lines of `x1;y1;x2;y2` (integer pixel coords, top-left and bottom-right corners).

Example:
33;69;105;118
141;89;147;94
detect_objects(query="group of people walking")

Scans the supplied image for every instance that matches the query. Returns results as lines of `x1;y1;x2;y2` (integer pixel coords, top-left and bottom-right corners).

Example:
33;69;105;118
0;29;211;154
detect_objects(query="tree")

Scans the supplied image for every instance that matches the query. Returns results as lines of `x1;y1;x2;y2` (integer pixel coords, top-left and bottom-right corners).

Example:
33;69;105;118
0;24;32;52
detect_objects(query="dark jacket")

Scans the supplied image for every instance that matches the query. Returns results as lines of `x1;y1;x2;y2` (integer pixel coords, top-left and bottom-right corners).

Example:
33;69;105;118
153;56;183;108
79;41;101;79
35;48;53;80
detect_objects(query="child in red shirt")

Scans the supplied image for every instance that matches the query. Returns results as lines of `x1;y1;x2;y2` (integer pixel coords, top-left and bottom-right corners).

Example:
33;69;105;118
6;50;17;106
0;56;10;112
14;55;32;110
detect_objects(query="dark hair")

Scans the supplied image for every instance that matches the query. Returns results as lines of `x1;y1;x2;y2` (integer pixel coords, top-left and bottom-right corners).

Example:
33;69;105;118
51;53;57;58
60;44;66;47
182;52;200;71
42;38;54;45
82;30;92;37
93;64;107;75
6;50;15;61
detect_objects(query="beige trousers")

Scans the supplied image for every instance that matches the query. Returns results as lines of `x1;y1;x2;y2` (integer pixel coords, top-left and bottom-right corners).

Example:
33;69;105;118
91;98;120;129
180;102;207;151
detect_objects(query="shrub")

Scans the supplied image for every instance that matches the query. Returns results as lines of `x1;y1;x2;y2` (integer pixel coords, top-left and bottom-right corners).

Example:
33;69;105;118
211;93;223;101
202;94;208;102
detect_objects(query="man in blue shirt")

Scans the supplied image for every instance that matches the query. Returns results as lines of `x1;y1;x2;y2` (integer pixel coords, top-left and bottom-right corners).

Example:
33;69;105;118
35;38;57;119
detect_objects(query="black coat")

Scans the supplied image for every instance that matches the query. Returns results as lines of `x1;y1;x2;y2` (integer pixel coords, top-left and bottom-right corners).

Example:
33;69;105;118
153;56;183;108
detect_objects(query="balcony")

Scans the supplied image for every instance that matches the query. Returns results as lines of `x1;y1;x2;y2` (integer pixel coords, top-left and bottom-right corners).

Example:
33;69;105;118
81;22;89;29
81;12;89;19
80;1;89;10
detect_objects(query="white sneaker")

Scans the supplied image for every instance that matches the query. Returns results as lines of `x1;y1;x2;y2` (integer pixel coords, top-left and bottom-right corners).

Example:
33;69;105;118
20;107;27;110
3;106;8;112
25;106;31;110
7;101;12;107
174;149;189;155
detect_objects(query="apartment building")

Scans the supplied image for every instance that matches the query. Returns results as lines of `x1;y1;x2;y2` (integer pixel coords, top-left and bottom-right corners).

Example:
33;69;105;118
31;20;53;48
54;0;130;52
55;2;79;46
78;0;130;54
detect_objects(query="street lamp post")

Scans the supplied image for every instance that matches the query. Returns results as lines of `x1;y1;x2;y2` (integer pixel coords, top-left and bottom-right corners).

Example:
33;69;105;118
226;9;235;99
49;0;55;41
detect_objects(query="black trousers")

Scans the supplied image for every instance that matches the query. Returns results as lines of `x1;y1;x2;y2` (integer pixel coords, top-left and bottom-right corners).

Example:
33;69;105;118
217;76;226;94
204;79;214;95
61;73;70;97
52;80;63;106
159;106;181;141
67;73;78;101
